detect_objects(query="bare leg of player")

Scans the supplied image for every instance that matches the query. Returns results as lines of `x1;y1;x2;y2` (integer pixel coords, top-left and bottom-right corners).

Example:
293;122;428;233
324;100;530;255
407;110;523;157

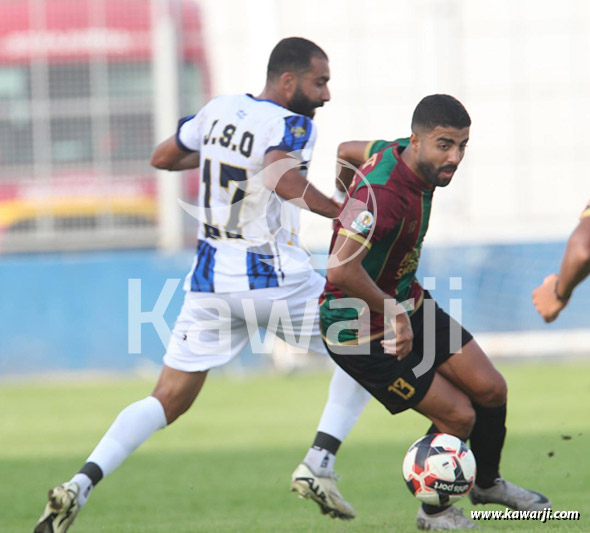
414;372;475;440
412;373;479;530
436;339;551;512
33;366;208;533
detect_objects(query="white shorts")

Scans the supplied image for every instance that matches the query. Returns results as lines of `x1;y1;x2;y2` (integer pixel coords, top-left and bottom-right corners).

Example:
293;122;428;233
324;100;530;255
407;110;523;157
163;271;328;372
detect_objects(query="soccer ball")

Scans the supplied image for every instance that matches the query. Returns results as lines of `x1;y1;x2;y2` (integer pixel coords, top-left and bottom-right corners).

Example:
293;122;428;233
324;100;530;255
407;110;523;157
402;433;476;505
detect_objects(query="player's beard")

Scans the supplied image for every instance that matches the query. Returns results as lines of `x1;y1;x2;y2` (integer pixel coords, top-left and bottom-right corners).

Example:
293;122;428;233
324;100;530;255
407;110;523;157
288;85;323;118
416;159;457;187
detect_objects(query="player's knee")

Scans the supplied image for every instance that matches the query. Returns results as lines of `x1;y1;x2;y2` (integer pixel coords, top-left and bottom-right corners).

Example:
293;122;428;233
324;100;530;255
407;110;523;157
445;403;475;441
474;372;507;407
151;387;192;424
455;405;476;439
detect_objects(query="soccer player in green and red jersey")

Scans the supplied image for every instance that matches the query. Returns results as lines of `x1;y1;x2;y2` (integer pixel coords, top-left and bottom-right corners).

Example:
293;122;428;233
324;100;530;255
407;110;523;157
319;95;551;530
321;135;431;348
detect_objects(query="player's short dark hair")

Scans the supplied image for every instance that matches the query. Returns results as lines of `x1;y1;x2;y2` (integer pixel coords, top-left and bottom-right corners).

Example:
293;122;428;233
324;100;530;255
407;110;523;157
411;94;471;132
267;37;328;80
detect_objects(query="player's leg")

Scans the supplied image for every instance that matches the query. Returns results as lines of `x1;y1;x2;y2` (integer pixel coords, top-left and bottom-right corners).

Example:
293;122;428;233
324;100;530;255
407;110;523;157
34;366;207;533
418;298;508;492
34;291;246;532
436;337;507;407
325;298;477;530
291;366;370;519
322;334;479;530
241;272;371;519
437;336;550;510
411;373;479;530
413;372;475;440
303;365;370;477
77;366;208;499
276;272;372;468
436;339;506;488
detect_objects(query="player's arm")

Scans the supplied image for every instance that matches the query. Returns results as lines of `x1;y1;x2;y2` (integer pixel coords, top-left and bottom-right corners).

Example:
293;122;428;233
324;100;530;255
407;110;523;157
557;216;590;297
532;217;590;322
327;234;413;359
263;149;339;219
150;136;200;171
335;141;372;192
151;113;203;170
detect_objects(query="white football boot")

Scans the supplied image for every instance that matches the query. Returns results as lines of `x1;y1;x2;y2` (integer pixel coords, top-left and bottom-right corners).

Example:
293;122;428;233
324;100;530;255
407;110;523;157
290;463;355;519
34;482;80;533
469;478;550;511
417;505;479;530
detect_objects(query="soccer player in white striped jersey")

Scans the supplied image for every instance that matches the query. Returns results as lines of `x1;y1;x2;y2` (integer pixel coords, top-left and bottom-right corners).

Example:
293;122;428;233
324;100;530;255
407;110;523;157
34;38;370;533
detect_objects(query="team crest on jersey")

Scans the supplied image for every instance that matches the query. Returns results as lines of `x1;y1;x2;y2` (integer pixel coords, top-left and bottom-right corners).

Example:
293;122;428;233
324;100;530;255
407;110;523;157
290;125;307;138
351;210;374;234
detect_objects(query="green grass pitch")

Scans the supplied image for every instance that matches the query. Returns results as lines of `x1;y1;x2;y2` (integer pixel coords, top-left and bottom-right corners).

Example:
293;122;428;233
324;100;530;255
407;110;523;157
3;361;589;532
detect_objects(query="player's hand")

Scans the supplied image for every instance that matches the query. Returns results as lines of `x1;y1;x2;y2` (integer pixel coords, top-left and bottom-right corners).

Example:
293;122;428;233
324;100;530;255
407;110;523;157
532;273;568;323
381;309;413;360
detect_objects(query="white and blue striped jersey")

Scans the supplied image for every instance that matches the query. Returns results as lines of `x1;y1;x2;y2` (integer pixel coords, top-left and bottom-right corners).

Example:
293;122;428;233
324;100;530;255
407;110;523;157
176;93;318;293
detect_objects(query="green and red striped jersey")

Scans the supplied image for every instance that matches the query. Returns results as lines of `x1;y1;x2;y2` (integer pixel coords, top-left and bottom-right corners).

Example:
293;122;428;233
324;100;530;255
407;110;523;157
320;138;434;344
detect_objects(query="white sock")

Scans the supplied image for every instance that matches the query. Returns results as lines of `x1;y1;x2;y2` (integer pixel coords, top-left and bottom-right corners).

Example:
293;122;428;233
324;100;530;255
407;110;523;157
70;473;93;507
316;366;371;441
85;396;167;479
304;447;336;476
303;368;371;476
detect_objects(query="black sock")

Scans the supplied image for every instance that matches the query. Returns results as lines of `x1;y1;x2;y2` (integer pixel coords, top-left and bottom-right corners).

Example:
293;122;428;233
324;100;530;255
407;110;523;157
79;462;104;487
421;503;450;515
312;431;341;455
469;403;506;489
426;423;440;435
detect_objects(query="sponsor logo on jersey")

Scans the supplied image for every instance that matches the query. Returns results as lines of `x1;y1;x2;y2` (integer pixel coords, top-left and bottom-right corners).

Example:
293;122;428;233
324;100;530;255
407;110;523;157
351;210;374;234
395;246;421;280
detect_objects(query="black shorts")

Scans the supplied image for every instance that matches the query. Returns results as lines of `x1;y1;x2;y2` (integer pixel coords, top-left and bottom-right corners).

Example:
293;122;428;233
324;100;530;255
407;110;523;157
324;294;473;415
